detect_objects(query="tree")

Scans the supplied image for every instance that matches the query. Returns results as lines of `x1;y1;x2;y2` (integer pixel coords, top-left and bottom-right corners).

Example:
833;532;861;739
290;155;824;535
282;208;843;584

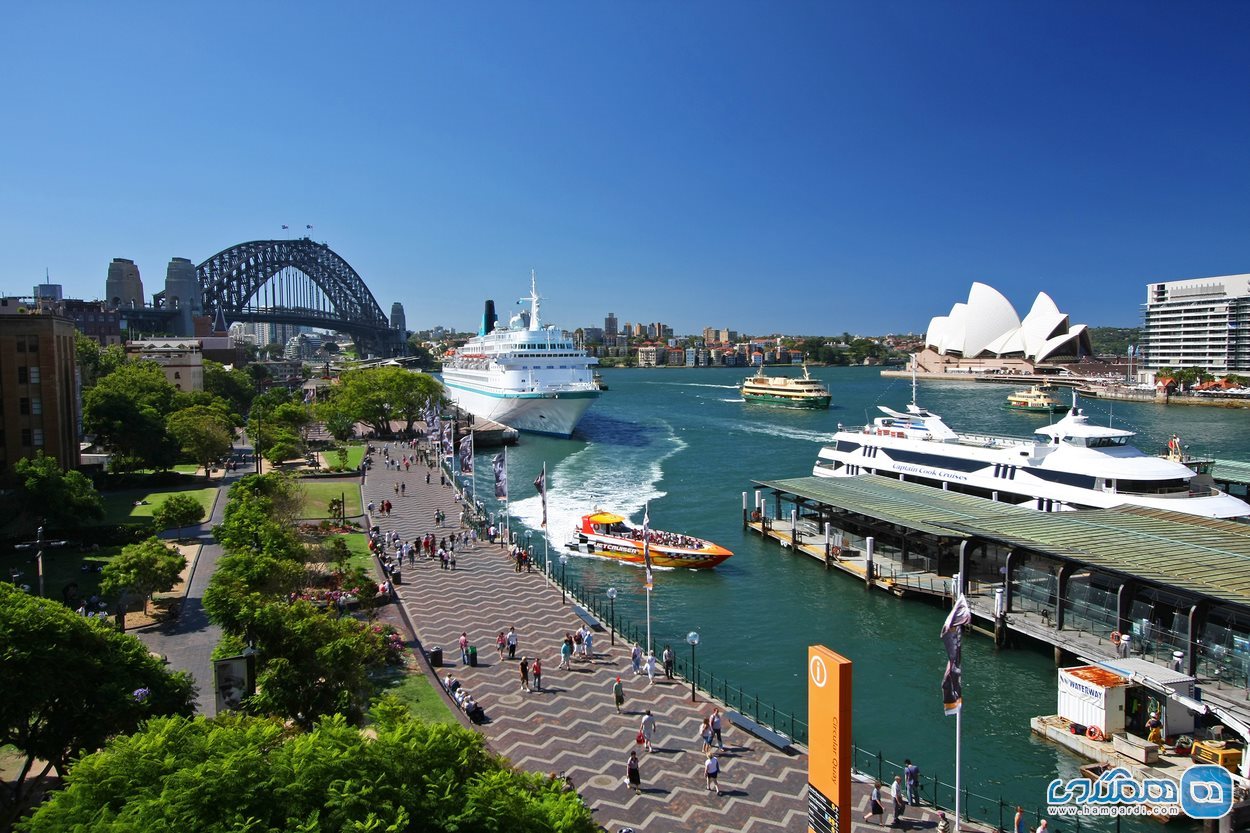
167;404;234;477
202;359;256;419
330;366;441;436
152;493;206;533
12;452;104;529
82;361;181;473
0;583;194;827
19;707;598;833
98;537;186;614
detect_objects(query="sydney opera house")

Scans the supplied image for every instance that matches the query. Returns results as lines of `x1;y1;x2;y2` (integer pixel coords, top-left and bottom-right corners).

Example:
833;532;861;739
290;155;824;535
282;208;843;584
914;282;1092;374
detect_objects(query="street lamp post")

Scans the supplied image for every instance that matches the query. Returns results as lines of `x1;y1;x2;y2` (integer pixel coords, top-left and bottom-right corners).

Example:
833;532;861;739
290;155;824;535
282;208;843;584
686;631;700;702
607;587;617;645
527;545;534;573
559;554;569;604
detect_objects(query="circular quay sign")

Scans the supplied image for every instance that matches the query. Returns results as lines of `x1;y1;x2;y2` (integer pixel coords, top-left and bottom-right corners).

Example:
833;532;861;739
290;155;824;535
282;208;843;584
807;646;852;833
1047;765;1234;820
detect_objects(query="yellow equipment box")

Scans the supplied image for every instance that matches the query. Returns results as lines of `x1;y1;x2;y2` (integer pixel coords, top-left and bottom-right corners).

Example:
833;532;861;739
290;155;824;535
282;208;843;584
1191;740;1243;772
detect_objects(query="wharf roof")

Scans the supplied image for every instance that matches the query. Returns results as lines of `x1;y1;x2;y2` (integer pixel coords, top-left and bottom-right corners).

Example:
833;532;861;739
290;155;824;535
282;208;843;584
751;474;1028;537
937;506;1250;609
1212;458;1250;488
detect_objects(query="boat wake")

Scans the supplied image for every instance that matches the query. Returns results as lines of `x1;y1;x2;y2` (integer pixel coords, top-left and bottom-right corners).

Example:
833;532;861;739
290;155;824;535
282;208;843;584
509;419;687;542
722;397;746;403
730;420;840;444
642;381;740;390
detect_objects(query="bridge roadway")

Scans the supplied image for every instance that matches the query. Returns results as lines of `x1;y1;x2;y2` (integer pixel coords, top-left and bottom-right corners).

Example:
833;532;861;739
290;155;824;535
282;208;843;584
363;453;969;833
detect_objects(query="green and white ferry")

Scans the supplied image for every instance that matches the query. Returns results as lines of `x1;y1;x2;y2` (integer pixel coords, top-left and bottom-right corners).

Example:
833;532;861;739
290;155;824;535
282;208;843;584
740;363;831;409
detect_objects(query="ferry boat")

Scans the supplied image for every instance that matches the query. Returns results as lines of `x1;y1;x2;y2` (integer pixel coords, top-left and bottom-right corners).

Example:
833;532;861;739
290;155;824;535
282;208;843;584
1005;384;1066;413
811;382;1248;520
565;511;733;568
740;363;831;409
440;274;600;437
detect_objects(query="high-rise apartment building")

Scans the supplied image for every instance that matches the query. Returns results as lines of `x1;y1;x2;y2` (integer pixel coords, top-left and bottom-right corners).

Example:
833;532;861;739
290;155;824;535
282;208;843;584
604;313;618;340
0;309;81;482
1141;274;1250;374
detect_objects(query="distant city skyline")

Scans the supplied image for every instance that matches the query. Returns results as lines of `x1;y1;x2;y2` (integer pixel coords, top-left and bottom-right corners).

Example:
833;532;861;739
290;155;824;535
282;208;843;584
2;4;1246;336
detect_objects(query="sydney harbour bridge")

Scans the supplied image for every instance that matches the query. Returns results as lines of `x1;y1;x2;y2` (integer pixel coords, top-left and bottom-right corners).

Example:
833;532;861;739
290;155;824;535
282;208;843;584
194;238;403;358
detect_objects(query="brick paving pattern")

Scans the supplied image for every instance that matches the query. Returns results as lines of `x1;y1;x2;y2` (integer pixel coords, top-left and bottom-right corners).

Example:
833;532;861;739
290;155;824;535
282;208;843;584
365;444;968;833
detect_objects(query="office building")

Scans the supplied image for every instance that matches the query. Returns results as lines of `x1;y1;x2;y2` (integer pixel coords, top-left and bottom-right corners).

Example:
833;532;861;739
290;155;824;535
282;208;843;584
604;312;618;340
0;311;81;482
1141;274;1250;374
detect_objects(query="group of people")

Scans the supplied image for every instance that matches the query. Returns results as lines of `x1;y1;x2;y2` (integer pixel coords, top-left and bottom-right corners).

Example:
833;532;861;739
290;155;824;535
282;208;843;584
864;759;923;826
441;673;486;723
620;703;729;797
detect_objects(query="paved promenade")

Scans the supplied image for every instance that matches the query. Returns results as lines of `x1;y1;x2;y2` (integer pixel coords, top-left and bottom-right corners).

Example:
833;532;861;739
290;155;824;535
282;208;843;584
364;450;962;833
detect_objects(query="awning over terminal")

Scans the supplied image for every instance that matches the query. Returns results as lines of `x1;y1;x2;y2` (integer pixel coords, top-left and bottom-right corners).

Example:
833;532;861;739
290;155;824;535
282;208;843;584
937;505;1250;609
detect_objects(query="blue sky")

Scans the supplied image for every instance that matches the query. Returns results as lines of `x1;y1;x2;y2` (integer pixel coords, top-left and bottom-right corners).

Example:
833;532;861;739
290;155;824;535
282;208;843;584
2;2;1246;337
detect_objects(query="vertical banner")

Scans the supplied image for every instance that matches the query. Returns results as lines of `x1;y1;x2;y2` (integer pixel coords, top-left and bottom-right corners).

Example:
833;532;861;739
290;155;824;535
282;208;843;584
459;433;474;475
808;645;852;833
533;464;547;527
493;452;508;499
941;593;971;715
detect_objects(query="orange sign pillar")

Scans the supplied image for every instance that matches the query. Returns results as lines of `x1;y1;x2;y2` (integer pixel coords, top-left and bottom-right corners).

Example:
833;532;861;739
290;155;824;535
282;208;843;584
808;645;852;833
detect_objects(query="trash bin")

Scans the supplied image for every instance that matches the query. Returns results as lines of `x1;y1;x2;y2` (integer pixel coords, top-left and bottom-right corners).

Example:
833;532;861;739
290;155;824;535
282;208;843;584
392;569;402;585
429;647;443;668
468;646;478;667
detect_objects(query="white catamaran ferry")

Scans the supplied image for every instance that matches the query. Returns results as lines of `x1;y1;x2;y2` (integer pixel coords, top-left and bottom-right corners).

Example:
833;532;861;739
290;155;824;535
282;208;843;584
440;274;600;437
812;381;1248;520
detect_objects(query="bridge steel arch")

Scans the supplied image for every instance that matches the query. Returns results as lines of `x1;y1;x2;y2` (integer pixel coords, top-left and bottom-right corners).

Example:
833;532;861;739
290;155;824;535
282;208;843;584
196;238;401;357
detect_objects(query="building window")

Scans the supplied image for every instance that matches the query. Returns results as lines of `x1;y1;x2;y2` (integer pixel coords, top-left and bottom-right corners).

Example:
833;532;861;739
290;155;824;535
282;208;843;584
20;429;31;447
16;339;25;353
17;367;27;384
31;398;41;415
28;367;39;384
27;336;38;353
32;429;43;447
174;371;181;379
19;398;29;416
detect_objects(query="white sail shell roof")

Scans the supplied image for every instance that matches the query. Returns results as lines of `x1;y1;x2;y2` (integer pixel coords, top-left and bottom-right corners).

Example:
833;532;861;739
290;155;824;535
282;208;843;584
925;284;1090;361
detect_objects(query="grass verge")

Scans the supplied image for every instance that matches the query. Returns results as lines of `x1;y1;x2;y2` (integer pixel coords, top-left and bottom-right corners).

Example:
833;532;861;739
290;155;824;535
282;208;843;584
371;668;459;725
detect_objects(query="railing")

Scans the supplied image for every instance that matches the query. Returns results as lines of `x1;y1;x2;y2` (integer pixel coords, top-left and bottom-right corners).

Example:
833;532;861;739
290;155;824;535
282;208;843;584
852;747;1094;833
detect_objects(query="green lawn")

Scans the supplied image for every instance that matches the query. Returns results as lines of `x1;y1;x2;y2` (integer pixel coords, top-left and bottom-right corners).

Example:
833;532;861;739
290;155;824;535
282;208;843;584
333;533;375;573
0;544;120;604
370;668;459;725
320;444;366;472
298;479;363;520
100;486;218;526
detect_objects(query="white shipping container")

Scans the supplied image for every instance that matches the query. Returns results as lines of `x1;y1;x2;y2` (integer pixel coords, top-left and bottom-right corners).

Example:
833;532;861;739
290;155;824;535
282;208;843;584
1057;666;1128;735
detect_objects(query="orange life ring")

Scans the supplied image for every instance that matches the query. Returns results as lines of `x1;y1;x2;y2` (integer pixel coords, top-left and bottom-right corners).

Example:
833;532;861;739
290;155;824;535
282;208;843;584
1086;726;1105;742
1110;631;1121;646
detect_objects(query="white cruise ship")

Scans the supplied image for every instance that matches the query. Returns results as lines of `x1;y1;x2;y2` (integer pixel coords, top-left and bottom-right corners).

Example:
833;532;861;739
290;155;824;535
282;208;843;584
811;387;1248;520
440;275;600;438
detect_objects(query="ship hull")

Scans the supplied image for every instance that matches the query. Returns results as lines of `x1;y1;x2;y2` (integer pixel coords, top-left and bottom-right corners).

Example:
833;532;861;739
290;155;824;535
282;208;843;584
442;377;599;437
742;391;831;409
565;533;733;569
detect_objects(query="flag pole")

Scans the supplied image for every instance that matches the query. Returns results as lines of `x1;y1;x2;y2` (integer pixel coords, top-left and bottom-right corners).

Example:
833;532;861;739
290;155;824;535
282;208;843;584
643;502;653;655
503;446;510;543
955;706;963;833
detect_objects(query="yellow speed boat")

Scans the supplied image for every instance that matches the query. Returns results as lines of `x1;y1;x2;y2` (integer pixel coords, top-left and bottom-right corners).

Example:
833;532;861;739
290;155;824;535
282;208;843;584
566;511;732;569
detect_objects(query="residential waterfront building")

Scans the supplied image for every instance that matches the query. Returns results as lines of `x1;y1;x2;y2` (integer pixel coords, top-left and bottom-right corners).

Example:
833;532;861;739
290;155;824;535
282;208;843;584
1141;274;1250;374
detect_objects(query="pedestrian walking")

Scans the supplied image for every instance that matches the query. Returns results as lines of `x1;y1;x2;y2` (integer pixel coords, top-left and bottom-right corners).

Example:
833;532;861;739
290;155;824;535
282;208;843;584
704;751;721;795
506;627;518;660
519;657;531;692
662;644;674;678
560;635;573;669
639;709;656;752
645;651;657;684
625;751;641;794
584;630;594;659
631;643;643;675
459;632;469;665
532;657;542;691
1013;806;1026;833
864;780;884;825
613;677;625;713
936;812;950;833
709;707;724;749
904;759;921;805
496;631;506;659
891;775;906;825
698;717;712;753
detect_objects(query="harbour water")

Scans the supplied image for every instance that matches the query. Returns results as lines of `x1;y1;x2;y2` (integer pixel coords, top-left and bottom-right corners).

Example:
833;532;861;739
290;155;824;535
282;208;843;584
467;365;1250;823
